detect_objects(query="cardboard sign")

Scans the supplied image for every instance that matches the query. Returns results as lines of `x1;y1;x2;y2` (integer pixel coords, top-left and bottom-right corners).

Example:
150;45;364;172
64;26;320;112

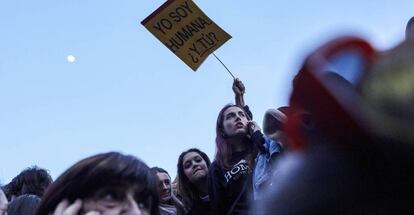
142;0;231;71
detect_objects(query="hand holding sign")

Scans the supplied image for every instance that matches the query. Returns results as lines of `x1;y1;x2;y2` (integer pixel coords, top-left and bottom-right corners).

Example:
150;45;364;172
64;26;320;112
233;78;245;96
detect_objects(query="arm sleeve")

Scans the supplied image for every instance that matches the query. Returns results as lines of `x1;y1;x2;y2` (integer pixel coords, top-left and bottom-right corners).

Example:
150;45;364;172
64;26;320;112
243;105;253;120
252;130;266;153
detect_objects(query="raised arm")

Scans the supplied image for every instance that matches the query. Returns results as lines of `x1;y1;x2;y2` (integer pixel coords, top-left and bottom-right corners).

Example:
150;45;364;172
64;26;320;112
233;78;253;119
233;78;245;107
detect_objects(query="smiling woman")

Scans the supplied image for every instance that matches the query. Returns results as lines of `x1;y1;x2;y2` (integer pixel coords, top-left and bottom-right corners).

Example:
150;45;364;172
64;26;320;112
177;148;211;215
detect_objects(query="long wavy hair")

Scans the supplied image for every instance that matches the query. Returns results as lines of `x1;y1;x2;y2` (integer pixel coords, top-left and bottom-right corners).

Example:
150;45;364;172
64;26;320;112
36;152;160;215
215;104;255;169
177;148;211;211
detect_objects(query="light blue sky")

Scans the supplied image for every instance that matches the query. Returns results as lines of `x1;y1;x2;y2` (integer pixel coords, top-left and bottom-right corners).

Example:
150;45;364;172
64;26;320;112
0;0;413;183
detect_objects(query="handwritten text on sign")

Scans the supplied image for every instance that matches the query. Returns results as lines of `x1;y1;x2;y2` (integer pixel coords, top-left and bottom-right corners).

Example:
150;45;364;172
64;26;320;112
142;0;231;71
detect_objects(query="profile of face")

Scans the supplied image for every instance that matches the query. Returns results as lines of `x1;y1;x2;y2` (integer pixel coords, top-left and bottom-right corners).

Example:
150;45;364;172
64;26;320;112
156;173;171;204
222;106;249;137
82;187;151;215
182;152;208;184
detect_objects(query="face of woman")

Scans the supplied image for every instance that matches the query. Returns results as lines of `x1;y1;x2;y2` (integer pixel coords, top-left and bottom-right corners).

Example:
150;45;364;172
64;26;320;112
222;106;249;137
156;172;172;204
82;187;151;215
183;152;208;184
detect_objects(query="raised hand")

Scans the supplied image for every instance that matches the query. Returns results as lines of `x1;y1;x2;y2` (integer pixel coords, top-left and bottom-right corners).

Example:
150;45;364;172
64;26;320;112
53;199;100;215
247;121;261;136
232;78;245;96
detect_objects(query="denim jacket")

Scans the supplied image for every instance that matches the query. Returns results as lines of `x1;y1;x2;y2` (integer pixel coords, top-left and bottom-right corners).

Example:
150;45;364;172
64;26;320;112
253;135;283;200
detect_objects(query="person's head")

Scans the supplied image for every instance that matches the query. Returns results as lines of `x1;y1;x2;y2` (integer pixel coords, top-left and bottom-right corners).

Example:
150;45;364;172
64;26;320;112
179;149;210;185
406;16;414;40
218;105;249;138
150;167;172;204
177;148;210;209
177;149;210;190
7;194;40;215
2;166;52;201
215;104;250;168
263;106;289;144
36;152;159;215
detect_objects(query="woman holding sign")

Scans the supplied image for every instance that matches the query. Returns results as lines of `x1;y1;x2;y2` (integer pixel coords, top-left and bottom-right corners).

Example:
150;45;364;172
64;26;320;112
207;79;280;215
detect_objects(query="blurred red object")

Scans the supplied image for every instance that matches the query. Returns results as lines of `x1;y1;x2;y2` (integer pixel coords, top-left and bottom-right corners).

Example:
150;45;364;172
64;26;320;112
286;36;376;150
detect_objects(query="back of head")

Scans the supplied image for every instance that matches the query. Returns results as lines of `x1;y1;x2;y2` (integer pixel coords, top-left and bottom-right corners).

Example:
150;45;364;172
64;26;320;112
2;166;52;200
36;152;159;215
7;194;40;215
263;107;288;141
406;16;414;40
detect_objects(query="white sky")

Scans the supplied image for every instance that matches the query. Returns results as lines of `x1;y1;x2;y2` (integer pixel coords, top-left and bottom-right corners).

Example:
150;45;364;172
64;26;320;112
0;0;413;183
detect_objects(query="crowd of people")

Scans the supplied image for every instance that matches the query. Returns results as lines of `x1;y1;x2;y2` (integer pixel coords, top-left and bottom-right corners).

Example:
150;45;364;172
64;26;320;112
0;76;286;215
1;17;414;215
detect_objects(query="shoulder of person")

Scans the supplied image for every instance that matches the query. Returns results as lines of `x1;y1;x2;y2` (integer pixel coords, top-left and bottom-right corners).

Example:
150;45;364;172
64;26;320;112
262;135;284;156
208;161;226;179
209;161;220;173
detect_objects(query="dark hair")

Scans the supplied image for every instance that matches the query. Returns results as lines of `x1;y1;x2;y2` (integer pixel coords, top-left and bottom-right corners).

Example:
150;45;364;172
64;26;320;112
406;16;414;39
152;167;186;213
215;104;254;169
2;166;52;200
36;152;160;215
7;194;40;215
151;167;170;177
177;148;211;209
277;106;290;116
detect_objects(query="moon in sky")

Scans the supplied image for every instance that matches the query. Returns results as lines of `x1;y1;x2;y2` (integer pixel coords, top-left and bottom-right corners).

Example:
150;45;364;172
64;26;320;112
67;55;76;63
